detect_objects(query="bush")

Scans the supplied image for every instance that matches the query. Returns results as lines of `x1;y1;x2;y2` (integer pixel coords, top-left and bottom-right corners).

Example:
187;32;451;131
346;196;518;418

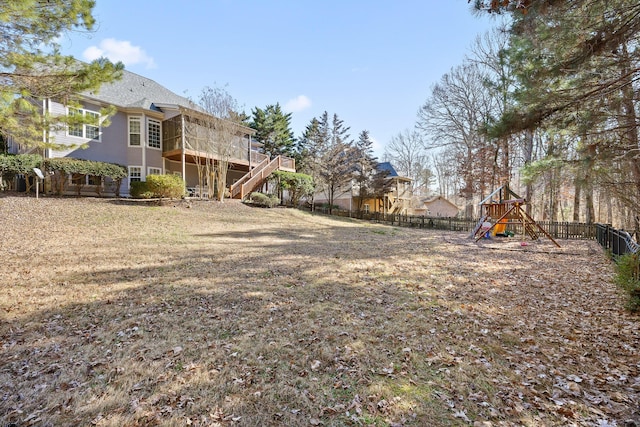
614;253;640;312
44;158;127;196
129;181;154;199
145;174;185;199
248;192;280;208
270;170;314;206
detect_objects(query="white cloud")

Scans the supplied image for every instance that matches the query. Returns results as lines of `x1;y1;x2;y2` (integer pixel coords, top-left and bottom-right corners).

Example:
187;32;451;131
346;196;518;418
370;136;385;159
82;38;156;69
284;95;312;113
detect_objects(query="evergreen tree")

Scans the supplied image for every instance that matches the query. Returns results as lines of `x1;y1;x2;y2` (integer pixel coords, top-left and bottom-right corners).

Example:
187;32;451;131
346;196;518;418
298;111;358;214
353;130;378;212
0;0;124;150
296;117;322;176
476;0;640;224
250;103;295;158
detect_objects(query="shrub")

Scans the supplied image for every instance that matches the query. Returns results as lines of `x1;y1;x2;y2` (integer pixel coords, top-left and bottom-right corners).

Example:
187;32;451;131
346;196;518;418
129;181;154;199
270;170;314;206
248;192;280;208
145;174;185;199
44;158;127;196
614;253;640;312
0;153;43;192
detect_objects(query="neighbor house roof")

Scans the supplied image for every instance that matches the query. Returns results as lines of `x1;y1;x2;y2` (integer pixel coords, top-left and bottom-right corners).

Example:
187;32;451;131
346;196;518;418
377;161;399;177
424;195;459;209
81;69;200;112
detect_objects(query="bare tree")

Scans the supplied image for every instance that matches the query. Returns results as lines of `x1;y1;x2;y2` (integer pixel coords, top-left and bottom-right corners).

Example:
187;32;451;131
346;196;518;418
417;63;497;217
383;129;431;196
198;85;244;201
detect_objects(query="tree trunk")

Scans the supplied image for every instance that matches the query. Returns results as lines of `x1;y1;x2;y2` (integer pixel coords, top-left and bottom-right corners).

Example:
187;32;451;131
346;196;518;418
619;43;640;212
572;174;581;222
523;129;534;215
584;146;596;224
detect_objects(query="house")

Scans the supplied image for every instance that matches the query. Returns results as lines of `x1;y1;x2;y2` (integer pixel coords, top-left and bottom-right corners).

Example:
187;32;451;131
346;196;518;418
10;69;294;197
314;161;413;215
418;195;460;217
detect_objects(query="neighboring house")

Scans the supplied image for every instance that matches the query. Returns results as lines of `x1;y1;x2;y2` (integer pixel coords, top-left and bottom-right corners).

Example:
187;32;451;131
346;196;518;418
314;161;413;215
419;195;460;217
11;69;294;197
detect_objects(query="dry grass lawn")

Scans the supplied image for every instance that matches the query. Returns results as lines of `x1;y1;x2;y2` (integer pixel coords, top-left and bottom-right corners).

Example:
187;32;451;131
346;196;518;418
0;194;638;427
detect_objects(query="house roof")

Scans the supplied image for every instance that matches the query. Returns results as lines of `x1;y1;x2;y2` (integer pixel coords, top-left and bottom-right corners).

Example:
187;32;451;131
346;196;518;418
424;195;459;209
81;69;200;112
377;161;399;177
81;69;256;135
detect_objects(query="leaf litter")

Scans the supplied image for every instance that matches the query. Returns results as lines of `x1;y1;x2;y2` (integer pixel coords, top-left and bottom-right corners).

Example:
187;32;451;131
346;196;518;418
0;194;638;426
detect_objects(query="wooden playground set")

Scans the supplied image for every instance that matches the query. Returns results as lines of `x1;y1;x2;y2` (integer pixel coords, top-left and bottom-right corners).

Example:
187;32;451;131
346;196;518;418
470;185;560;248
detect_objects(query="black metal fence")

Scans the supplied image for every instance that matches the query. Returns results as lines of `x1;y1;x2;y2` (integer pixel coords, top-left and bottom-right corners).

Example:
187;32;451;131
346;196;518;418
313;207;598;240
595;223;640;256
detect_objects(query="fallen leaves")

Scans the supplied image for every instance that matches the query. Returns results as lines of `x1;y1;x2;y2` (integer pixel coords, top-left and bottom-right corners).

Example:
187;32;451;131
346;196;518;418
0;196;638;426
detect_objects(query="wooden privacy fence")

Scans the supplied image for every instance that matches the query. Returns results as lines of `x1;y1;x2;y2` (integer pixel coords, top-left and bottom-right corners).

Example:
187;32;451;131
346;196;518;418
313;207;598;240
596;223;640;256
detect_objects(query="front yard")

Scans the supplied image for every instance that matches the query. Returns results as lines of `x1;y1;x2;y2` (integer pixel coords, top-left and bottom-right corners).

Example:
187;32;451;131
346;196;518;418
0;195;638;426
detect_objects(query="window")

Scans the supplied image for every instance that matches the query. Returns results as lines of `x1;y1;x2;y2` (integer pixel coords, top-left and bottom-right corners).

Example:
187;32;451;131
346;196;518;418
71;173;85;185
148;167;161;176
85;111;100;139
129;117;141;146
363;204;370;213
68;108;83;137
67;108;101;140
129;166;142;183
87;175;102;186
148;119;161;149
69;174;102;186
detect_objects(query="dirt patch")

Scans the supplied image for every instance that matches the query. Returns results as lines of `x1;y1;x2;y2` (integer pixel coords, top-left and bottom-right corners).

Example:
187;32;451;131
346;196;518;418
0;195;638;426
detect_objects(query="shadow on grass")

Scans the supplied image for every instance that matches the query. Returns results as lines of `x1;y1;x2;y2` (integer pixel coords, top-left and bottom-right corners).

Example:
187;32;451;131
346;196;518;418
1;207;638;426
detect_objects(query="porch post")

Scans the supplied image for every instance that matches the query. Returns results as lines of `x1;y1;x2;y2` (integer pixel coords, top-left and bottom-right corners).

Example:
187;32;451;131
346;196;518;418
181;115;186;186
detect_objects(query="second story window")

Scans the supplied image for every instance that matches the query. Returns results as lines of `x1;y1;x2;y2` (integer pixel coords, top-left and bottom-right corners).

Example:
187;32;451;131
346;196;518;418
67;108;100;141
85;111;100;139
68;108;83;137
129;117;141;146
68;107;100;140
148;119;161;149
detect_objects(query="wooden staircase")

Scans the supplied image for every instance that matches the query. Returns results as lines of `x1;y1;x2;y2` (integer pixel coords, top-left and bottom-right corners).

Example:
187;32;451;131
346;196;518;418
230;155;291;200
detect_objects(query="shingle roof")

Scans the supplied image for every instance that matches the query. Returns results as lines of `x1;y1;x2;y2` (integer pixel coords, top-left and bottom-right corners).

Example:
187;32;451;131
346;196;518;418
376;161;399;177
82;69;199;111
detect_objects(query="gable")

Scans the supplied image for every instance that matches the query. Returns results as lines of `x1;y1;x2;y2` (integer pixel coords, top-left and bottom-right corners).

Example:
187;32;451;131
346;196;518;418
424;197;460;216
81;70;199;112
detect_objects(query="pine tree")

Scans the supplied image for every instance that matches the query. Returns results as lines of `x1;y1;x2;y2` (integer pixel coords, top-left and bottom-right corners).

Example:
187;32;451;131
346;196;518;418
481;0;640;223
353;130;378;212
0;0;123;150
298;112;358;213
250;103;296;159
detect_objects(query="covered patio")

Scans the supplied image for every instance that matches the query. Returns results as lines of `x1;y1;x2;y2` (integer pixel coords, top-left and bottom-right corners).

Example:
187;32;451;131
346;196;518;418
158;104;294;197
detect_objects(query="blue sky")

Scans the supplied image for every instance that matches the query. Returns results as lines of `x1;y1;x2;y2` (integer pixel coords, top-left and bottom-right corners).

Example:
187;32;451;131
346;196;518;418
61;0;498;157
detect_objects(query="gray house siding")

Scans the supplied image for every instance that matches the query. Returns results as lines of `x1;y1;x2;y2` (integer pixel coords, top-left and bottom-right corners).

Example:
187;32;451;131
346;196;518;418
11;69;269;198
